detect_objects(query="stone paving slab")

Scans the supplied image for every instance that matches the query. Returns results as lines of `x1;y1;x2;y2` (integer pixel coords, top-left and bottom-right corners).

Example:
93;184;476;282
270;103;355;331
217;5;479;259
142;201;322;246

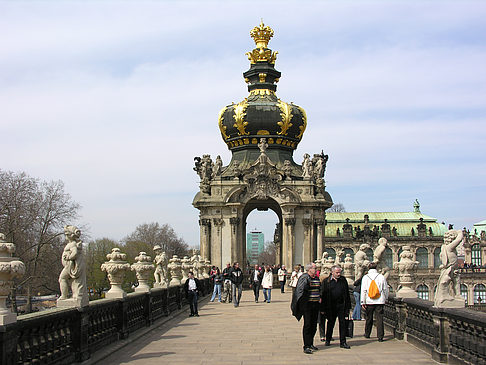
101;290;438;365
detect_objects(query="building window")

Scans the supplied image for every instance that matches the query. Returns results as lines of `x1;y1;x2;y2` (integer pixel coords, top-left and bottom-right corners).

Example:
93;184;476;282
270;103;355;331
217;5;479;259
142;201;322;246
343;248;354;262
474;284;486;304
460;284;468;304
433;247;441;268
417;284;429;300
471;244;482;266
324;248;336;260
416;247;428;269
365;248;373;262
384;247;393;268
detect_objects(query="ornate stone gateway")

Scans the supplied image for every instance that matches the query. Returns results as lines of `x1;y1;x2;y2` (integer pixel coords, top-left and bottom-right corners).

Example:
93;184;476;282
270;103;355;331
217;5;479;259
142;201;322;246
193;22;332;268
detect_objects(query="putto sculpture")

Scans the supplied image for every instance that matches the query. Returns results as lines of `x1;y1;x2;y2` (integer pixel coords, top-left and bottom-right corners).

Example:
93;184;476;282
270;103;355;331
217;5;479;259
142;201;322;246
393;246;419;298
131;252;155;293
101;248;131;299
354;243;371;280
57;225;89;308
0;233;25;324
153;246;168;288
434;230;465;308
373;237;390;279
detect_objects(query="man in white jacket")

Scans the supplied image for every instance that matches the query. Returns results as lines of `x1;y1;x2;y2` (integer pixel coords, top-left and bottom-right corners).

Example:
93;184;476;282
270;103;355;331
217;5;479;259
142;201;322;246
360;262;389;342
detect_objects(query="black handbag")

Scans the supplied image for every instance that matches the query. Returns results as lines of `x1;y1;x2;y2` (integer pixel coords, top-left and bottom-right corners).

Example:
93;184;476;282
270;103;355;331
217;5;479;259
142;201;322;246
345;319;354;338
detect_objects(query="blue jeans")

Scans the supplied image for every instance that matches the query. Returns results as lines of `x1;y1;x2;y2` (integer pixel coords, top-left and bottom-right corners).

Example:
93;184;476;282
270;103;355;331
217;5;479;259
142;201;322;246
263;288;272;303
232;283;242;307
210;284;222;302
353;292;361;320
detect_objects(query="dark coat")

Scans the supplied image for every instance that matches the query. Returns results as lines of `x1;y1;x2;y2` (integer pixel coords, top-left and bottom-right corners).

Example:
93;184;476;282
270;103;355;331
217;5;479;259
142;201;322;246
291;273;312;321
248;268;263;284
183;277;202;297
229;267;244;285
320;275;351;314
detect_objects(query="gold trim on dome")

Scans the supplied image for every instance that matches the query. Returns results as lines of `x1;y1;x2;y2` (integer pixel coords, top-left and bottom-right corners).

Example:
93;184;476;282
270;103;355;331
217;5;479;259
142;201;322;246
277;100;293;136
233;99;249;136
295;105;307;139
218;106;229;140
246;21;278;64
246;48;278;65
258;73;267;83
250;89;275;97
257;130;270;135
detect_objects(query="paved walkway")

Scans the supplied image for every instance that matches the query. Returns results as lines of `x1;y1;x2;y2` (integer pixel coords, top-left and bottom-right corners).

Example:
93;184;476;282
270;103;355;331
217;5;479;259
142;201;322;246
101;290;437;365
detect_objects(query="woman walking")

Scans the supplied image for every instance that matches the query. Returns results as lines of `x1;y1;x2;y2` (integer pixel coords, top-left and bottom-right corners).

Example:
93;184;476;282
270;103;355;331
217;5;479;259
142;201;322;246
210;268;223;302
262;266;273;303
289;265;301;294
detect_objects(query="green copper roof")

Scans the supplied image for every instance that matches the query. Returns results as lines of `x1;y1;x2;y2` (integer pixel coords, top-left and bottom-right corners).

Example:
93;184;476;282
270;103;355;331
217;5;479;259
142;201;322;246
324;211;447;237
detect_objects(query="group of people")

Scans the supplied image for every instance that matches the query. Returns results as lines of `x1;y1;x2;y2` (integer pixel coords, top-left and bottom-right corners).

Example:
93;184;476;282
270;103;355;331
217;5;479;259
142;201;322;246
248;264;288;303
291;262;389;354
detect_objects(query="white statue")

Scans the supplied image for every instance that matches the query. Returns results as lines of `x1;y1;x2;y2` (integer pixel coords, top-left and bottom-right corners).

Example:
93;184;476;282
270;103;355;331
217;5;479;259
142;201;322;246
343;254;355;286
320;256;334;280
434;230;465;308
0;233;25;325
393;246;418;298
58;225;89;307
181;256;192;284
131;252;154;293
374;237;390;279
335;249;345;266
191;250;201;279
153;246;168;288
258;138;268;153
302;153;313;178
213;155;223;177
354;243;371;280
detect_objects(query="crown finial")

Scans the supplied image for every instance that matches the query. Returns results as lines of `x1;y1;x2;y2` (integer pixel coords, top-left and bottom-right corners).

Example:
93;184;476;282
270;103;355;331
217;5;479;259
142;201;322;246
246;21;278;65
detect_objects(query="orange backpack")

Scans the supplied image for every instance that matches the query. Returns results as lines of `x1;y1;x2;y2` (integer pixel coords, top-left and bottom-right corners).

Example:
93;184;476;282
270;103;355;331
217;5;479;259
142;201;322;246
368;275;381;299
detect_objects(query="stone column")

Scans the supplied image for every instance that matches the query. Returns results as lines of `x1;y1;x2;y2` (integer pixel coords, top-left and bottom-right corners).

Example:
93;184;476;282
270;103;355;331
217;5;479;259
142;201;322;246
0;234;25;325
315;218;325;260
393;245;419;298
101;248;131;299
212;218;224;268
302;218;313;264
199;218;211;261
285;218;296;268
229;217;240;264
131;252;154;293
168;255;182;287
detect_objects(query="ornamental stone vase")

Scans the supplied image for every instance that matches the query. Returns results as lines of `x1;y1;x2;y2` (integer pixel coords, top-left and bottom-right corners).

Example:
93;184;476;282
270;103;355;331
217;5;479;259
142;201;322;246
0;233;25;325
343;254;355;286
181;256;191;284
393;246;419;298
168;255;182;287
131;252;154;293
101;248;131;299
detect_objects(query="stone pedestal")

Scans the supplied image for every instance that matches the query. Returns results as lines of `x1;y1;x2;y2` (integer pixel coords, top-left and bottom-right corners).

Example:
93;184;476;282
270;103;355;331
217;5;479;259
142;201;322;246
0;234;25;325
101;248;131;299
131;252;154;293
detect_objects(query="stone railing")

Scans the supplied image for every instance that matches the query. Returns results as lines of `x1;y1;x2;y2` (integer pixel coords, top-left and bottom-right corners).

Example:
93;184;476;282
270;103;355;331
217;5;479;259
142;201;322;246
384;294;486;364
0;279;211;364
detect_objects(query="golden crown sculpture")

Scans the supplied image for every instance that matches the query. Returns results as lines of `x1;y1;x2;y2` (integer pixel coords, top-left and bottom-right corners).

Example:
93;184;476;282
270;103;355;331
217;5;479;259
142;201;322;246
246;21;278;64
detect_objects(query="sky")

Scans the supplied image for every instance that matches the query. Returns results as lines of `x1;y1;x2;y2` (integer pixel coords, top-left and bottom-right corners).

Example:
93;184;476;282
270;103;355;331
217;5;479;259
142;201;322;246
1;0;485;247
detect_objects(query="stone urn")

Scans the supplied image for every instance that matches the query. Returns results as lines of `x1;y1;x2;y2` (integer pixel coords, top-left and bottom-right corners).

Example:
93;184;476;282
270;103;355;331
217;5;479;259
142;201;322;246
180;256;191;284
191;254;201;279
393;246;419;298
131;252;154;293
168;255;182;287
343;254;355;286
101;248;131;299
0;234;25;325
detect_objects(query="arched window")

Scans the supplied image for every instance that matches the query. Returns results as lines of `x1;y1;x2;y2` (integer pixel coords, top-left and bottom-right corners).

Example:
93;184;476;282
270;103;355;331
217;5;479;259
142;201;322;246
384;247;393;268
474;284;486;304
365;248;373;262
460;284;468;304
398;248;403;261
471;244;482;266
324;248;336;260
343;248;354;262
417;284;429;300
416;247;428;269
433;247;441;268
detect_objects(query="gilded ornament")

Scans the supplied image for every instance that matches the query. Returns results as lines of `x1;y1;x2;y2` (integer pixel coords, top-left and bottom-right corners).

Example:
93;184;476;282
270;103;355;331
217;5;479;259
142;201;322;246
233;99;249;136
244;138;249;144
268;138;274;144
246;48;278;65
275;78;280;83
259;73;267;83
251;138;258;144
244;78;250;84
250;21;274;49
277;100;293;136
295;105;307;139
218;106;229;139
257;130;270;135
250;89;275;97
276;138;282;144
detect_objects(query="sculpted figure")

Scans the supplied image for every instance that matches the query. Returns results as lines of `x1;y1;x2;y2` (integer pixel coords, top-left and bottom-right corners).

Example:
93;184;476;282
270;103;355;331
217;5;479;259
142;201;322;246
153;245;168;288
213;155;223;177
393;246;418;298
373;237;390;278
258;138;268;153
201;154;213;181
302;153;312;178
434;230;465;307
335;248;345;266
320;255;334;280
343;254;355;285
283;160;292;179
58;225;88;307
354;243;371;280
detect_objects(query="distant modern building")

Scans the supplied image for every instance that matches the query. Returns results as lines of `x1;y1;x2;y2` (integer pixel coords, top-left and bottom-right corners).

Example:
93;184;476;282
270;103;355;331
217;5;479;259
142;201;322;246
247;231;264;265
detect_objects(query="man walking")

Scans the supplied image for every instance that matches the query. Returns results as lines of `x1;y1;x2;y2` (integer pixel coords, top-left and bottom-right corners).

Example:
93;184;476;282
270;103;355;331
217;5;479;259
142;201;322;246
361;262;389;342
278;265;287;293
249;264;263;302
291;263;320;354
184;271;201;317
230;262;244;307
320;265;351;349
221;262;232;303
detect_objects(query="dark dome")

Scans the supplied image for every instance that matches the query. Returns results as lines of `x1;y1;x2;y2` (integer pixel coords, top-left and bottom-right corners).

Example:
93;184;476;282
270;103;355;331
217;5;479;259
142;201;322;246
217;22;307;153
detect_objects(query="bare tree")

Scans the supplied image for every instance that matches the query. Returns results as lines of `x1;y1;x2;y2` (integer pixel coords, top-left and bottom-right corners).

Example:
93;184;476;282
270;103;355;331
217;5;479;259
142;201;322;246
257;241;278;266
328;202;346;213
0;170;80;311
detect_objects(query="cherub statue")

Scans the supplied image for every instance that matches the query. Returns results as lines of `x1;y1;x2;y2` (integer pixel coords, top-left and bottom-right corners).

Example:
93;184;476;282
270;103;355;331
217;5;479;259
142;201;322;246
354;243;371;280
153;245;168;287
